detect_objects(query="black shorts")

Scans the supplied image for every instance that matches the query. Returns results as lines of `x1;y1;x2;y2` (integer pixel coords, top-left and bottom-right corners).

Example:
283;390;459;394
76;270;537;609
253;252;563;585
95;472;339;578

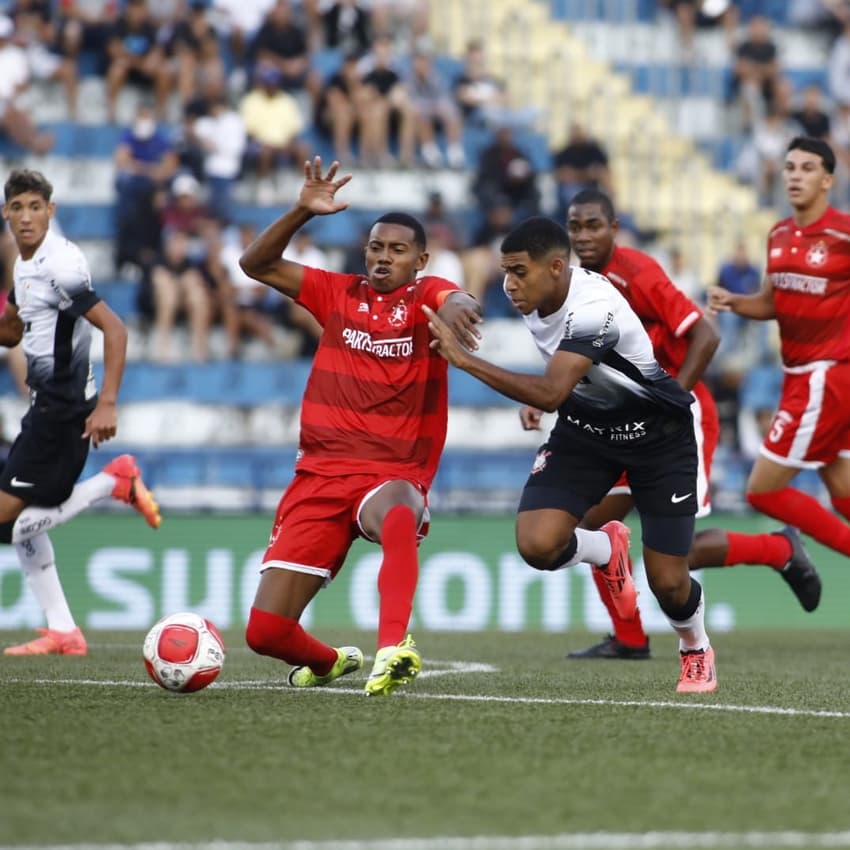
519;413;698;520
0;401;93;506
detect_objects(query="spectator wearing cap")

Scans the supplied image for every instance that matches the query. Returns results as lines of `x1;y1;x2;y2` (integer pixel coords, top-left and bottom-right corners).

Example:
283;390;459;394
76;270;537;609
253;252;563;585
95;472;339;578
105;0;171;122
240;62;308;201
148;172;223;363
0;14;54;154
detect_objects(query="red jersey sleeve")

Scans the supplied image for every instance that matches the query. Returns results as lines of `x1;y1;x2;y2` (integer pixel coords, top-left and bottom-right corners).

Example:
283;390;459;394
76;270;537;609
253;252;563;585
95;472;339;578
295;266;362;326
417;275;465;310
626;253;702;338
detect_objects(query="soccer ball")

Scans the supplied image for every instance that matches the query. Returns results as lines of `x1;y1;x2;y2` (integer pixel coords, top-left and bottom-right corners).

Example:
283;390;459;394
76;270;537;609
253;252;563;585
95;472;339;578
143;612;226;693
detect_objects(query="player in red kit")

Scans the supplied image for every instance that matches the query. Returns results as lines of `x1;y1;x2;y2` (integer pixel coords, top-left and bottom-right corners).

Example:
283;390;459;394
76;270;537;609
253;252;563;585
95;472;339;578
710;136;850;566
529;190;820;660
239;157;482;695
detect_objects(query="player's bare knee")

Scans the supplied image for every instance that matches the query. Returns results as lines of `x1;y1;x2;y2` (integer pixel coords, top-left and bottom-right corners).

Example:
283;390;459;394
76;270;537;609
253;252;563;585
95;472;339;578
516;538;560;570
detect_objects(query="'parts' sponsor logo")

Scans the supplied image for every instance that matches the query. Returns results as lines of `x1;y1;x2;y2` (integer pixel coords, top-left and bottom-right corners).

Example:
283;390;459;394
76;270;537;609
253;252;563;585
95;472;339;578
342;328;413;358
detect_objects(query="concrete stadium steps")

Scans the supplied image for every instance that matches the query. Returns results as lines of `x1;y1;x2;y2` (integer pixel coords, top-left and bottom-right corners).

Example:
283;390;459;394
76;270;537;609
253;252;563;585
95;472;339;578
429;0;777;288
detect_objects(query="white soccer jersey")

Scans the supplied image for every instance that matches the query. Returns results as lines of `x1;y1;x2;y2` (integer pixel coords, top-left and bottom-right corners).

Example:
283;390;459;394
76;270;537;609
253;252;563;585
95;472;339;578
517;266;693;425
9;230;100;409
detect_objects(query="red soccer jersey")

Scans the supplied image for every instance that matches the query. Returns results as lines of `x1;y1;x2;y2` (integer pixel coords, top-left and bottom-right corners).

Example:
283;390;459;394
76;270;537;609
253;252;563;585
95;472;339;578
767;206;850;368
600;245;703;376
294;267;462;487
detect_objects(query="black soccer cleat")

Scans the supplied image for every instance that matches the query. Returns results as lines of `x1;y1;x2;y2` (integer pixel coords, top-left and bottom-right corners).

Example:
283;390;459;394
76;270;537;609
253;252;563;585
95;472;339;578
566;634;650;660
774;526;822;612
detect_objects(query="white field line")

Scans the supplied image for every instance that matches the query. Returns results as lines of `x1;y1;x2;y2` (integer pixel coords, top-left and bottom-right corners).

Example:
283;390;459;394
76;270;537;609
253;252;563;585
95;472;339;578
4;833;850;850
6;673;850;719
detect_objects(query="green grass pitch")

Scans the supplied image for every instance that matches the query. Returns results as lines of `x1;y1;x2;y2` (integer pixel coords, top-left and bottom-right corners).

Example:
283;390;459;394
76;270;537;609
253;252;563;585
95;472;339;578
2;628;850;850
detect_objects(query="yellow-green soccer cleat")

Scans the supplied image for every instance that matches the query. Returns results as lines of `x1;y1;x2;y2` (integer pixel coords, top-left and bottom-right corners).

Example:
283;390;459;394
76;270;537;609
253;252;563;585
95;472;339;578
287;646;364;688
364;634;421;696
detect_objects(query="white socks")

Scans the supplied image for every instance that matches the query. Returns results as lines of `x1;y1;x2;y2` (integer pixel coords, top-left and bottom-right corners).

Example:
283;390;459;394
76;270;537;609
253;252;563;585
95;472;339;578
16;533;76;632
558;528;613;569
11;472;114;544
668;586;710;652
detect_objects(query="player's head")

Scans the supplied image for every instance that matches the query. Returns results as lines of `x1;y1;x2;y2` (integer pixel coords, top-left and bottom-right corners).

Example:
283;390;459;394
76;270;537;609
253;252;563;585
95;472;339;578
566;189;618;272
2;169;55;258
783;136;835;212
364;212;429;293
500;216;570;316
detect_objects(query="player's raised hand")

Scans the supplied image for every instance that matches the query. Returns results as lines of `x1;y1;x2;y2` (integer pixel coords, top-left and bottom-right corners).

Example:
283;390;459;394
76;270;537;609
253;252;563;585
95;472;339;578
519;405;543;430
706;285;733;315
297;156;353;216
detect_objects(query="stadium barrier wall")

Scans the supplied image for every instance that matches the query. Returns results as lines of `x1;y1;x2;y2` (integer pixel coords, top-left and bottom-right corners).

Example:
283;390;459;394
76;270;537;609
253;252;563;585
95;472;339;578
1;514;846;632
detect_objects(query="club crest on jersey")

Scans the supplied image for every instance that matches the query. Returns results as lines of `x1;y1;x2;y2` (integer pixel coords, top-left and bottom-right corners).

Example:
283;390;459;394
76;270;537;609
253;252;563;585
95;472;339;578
806;241;828;267
530;449;551;475
388;301;409;328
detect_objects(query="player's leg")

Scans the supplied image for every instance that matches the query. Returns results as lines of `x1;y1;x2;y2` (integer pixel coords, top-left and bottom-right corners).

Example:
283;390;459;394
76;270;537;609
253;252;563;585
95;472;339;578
358;478;426;696
746;365;850;556
689;524;821;612
3;533;88;656
642;537;716;694
631;415;716;691
515;442;637;617
245;473;363;687
569;491;650;659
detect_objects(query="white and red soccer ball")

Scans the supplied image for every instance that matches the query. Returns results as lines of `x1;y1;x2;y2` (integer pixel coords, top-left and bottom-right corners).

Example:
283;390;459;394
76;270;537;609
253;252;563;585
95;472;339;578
143;612;225;693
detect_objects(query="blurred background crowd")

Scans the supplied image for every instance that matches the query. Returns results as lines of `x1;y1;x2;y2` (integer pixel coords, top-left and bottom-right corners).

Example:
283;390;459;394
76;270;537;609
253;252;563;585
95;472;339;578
0;0;846;512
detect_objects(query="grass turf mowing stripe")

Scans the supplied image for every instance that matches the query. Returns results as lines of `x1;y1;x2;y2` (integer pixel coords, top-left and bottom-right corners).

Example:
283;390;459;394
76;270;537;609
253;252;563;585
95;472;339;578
5;833;850;849
9;677;850;719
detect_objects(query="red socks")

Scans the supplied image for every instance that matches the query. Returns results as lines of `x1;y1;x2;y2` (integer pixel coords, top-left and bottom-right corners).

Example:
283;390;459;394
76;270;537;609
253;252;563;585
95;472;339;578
377;505;419;648
748;488;850;557
724;531;791;570
245;607;337;674
591;555;648;649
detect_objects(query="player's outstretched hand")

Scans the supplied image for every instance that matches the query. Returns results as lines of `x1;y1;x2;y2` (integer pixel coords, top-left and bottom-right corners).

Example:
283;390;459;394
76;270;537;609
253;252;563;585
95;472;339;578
83;400;118;448
519;405;543;430
436;296;482;352
297;156;353;216
706;285;733;315
423;305;472;368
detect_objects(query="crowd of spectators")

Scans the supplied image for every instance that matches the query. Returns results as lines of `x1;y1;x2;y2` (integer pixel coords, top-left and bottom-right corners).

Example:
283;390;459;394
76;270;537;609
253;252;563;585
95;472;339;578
0;0;846;490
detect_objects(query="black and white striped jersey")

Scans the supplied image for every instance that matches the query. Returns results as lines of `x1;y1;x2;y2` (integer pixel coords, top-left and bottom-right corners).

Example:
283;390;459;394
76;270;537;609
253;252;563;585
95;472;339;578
9;230;100;411
520;266;693;428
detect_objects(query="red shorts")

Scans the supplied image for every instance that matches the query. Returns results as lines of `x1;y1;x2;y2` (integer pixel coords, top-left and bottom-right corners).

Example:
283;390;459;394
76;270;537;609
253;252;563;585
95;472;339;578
608;382;719;518
761;362;850;468
262;471;430;584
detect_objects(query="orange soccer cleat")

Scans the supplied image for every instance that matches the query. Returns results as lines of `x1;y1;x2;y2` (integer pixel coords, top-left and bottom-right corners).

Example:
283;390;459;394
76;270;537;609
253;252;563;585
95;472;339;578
104;454;161;529
677;646;718;694
595;520;638;621
4;626;88;656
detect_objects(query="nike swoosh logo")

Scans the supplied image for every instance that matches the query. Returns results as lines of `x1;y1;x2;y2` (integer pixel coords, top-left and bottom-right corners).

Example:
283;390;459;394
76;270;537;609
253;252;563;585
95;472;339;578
670;492;692;504
10;477;35;487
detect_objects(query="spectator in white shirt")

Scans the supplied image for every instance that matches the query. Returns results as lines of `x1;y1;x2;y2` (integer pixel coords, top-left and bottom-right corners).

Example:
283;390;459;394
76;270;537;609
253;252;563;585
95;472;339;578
192;93;247;223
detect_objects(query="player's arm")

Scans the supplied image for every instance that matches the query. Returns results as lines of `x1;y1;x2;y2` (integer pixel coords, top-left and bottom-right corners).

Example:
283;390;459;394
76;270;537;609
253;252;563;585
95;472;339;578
677;316;719;391
83;300;128;447
707;278;776;320
239;157;352;299
424;305;587;410
0;302;23;347
436;290;483;351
